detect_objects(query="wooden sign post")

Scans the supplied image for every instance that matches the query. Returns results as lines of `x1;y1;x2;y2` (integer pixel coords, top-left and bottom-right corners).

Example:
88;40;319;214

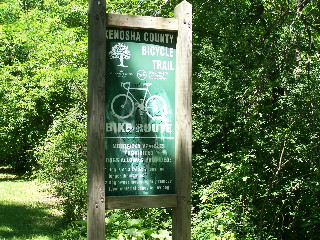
172;2;192;239
87;0;106;239
88;1;192;239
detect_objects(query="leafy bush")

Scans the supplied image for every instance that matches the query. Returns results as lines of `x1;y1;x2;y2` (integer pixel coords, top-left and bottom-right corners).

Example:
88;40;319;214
192;181;257;240
105;209;172;240
35;106;87;221
61;219;87;240
0;0;87;173
62;209;172;240
0;0;22;24
191;1;320;239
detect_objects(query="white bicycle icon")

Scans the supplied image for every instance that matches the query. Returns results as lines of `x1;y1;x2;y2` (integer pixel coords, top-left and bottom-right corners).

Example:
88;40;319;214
111;82;168;120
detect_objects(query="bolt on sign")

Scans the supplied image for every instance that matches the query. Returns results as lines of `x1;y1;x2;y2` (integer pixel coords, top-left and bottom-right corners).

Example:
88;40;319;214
105;28;177;196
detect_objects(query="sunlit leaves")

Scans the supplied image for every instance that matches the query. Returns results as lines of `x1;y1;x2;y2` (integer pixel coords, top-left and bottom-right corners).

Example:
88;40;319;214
0;0;87;172
106;0;179;17
192;0;320;239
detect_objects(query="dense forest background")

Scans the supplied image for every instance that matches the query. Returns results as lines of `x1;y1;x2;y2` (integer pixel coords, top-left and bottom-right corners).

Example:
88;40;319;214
1;0;320;239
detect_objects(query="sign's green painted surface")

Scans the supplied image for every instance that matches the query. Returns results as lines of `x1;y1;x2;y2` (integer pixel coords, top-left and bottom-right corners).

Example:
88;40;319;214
105;28;176;196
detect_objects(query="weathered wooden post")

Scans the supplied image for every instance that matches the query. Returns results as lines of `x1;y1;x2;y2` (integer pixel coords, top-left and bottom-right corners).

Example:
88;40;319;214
88;1;192;239
87;0;106;239
172;1;192;240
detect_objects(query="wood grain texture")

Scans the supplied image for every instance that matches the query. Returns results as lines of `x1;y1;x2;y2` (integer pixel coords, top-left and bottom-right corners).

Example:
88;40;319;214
106;13;178;31
172;1;192;240
87;0;106;239
106;194;178;209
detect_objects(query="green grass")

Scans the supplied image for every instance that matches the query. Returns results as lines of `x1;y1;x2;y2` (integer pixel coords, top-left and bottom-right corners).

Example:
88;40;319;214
0;167;63;240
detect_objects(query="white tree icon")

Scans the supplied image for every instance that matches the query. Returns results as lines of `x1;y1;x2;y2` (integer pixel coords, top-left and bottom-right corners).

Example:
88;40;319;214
109;43;131;67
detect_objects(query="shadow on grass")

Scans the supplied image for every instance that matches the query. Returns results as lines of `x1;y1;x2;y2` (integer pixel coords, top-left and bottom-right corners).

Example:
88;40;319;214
0;167;22;182
0;167;64;240
0;203;63;240
0;176;23;182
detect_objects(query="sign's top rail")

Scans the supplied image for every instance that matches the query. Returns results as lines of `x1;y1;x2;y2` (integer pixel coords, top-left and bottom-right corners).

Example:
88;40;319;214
107;13;178;31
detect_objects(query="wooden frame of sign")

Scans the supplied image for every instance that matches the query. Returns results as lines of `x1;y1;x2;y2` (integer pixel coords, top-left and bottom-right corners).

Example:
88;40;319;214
88;1;192;239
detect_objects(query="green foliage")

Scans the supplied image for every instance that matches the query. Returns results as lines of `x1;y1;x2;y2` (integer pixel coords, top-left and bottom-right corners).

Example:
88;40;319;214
61;219;87;240
35;106;87;221
61;209;172;239
192;0;320;239
192;181;256;240
0;0;88;219
1;0;320;239
0;0;87;172
106;0;179;17
0;0;22;24
105;209;172;240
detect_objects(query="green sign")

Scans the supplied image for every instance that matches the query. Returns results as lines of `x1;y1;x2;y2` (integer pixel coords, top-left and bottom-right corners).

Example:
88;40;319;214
105;28;177;196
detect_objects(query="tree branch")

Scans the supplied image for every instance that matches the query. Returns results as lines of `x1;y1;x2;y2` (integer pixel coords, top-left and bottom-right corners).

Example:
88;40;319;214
301;15;320;35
